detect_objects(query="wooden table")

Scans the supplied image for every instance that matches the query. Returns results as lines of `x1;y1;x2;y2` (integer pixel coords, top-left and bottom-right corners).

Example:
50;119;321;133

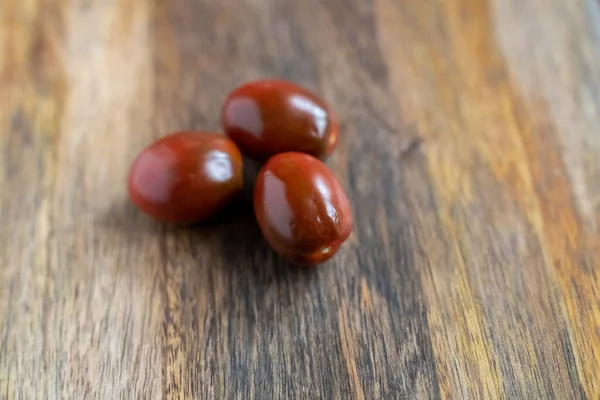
1;0;599;398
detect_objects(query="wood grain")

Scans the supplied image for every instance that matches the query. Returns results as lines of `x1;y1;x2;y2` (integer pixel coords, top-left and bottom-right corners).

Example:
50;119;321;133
1;0;599;398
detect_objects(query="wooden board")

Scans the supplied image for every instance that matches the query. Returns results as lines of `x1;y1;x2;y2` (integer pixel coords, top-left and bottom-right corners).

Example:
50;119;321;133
1;0;599;398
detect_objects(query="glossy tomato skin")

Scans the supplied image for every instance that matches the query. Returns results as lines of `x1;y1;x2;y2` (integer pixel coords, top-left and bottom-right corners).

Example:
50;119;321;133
221;79;339;162
254;152;352;265
128;131;243;223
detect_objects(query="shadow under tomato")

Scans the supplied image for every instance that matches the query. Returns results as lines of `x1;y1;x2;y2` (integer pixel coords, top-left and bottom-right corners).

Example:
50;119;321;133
100;195;319;288
184;197;320;285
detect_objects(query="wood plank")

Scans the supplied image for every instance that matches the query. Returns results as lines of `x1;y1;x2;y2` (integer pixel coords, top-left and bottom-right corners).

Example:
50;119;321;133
0;0;599;398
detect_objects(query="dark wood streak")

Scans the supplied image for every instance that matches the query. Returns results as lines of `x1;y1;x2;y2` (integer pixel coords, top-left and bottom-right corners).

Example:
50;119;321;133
1;0;600;398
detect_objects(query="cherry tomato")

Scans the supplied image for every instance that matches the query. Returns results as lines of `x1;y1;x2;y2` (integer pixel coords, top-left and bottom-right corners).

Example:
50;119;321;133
128;131;243;223
254;152;353;264
221;79;339;162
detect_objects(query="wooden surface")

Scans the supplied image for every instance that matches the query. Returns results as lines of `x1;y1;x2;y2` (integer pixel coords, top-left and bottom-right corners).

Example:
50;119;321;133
1;0;599;398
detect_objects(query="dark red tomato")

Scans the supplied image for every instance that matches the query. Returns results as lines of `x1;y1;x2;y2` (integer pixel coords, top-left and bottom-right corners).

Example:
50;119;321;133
128;131;243;223
221;79;339;162
254;152;353;265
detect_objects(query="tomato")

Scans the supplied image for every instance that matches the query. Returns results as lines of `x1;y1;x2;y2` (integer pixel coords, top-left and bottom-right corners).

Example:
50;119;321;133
221;79;338;162
254;152;352;264
128;131;243;223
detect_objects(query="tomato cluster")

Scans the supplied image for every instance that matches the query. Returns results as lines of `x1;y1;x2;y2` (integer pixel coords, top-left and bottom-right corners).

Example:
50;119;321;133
128;79;353;265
